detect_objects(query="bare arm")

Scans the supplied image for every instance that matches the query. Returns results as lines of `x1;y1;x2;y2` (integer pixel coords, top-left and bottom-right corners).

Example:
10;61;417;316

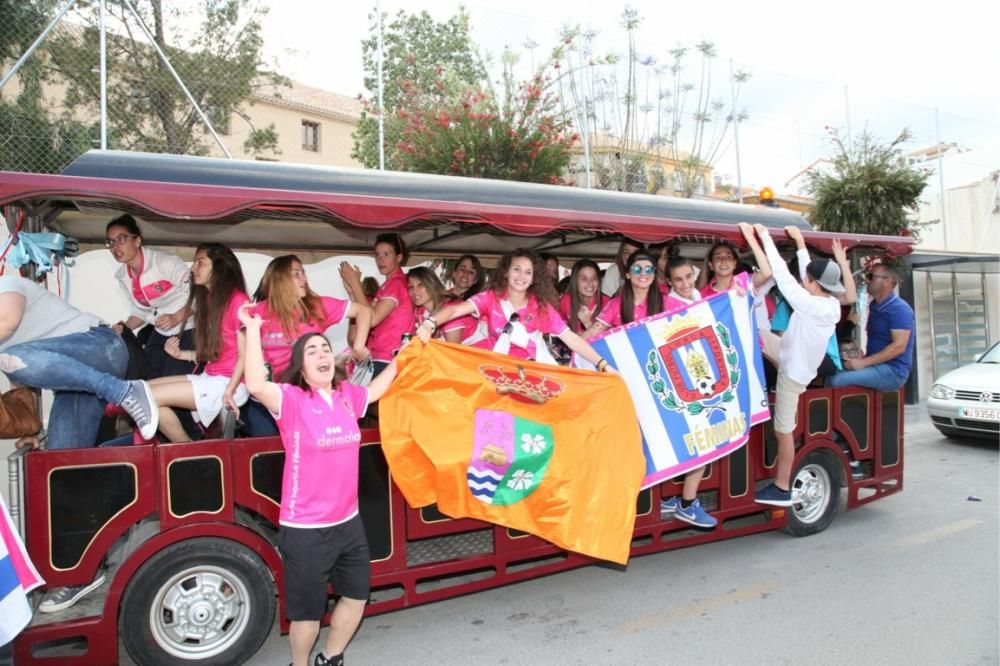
556;328;616;372
347;301;373;360
845;328;911;370
370;297;398;328
416;301;477;342
832;239;857;306
581;319;609;340
738;223;772;288
237;304;281;412
338;262;365;305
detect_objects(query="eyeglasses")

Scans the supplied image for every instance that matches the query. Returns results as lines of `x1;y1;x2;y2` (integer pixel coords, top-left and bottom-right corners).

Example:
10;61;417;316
629;265;656;276
105;234;137;248
501;312;520;335
864;272;890;282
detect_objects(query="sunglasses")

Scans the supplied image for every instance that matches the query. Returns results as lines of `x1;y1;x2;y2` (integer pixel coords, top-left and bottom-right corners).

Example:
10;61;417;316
629;265;656;276
865;272;890;281
105;234;137;248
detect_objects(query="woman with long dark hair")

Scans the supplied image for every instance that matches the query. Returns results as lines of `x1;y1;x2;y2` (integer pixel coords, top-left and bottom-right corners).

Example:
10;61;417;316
243;254;372;435
150;243;249;442
340;233;414;376
449;254;485;299
416;249;613;371
559;258;603;334
238;304;397;666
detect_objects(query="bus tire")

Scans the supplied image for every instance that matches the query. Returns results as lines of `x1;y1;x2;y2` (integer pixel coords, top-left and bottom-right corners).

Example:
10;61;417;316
782;449;843;537
120;537;276;666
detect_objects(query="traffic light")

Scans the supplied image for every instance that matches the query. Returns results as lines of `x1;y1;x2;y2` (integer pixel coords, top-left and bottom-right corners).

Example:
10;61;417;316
759;187;778;207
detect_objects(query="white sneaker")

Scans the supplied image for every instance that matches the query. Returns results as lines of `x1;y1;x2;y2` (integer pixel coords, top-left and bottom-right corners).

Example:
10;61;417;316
119;380;159;440
37;574;106;613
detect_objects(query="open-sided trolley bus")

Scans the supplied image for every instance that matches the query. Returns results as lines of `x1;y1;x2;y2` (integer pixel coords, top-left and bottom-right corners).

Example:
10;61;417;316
1;151;912;666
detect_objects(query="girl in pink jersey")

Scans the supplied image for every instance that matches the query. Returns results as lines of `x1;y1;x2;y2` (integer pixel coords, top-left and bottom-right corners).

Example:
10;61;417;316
150;243;250;442
340;233;414;376
697;239;772;297
406;267;480;344
584;251;663;336
559;259;603;334
416;249;614;372
238;304;397;666
243;255;373;436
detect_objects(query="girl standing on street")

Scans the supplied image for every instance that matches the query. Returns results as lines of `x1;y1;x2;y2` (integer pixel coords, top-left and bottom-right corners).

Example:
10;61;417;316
239;304;397;666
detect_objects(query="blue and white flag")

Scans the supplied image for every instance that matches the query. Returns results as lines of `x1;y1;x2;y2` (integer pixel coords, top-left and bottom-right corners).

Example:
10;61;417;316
588;286;770;489
1;495;43;647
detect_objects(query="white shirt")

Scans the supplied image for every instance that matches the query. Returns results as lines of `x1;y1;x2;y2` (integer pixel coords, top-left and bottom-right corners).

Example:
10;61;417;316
760;237;841;385
114;247;193;335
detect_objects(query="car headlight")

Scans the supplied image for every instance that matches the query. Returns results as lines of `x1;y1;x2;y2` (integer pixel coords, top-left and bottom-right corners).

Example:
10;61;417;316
930;384;955;399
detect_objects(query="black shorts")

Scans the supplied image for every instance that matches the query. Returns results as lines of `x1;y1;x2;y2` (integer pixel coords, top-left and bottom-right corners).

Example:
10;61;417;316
278;515;371;621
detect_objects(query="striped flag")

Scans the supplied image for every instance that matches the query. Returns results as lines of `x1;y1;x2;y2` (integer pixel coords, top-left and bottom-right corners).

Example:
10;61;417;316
588;287;770;489
1;495;43;646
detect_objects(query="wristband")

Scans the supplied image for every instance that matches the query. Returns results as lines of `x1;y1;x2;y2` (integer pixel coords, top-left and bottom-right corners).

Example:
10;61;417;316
596;358;608;372
420;318;437;331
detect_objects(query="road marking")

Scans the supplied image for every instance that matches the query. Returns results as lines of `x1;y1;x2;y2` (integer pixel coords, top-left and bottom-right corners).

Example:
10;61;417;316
894;519;983;548
617;580;778;632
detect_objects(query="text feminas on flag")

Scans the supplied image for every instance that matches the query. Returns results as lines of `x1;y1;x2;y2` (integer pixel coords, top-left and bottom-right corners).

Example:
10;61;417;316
589;288;770;489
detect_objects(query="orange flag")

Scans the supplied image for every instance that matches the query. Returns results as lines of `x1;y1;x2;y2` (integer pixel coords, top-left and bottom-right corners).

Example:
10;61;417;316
379;340;645;565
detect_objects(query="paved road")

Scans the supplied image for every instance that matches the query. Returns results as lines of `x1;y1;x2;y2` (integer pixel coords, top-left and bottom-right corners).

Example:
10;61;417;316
118;405;998;666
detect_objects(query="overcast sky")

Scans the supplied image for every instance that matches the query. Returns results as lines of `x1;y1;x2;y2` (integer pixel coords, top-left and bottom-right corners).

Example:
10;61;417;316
261;0;999;193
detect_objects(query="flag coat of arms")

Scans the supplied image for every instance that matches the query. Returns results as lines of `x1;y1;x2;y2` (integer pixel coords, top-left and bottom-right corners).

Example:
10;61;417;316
380;340;645;565
1;496;44;647
588;283;770;489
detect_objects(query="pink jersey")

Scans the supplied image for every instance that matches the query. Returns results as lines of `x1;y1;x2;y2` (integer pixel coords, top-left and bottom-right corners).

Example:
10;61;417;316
274;382;368;527
467;290;567;361
249;296;349;380
558;292;600;333
596;293;655;329
368;268;414;362
663;287;703;313
701;271;751;298
439;298;481;343
203;291;250;377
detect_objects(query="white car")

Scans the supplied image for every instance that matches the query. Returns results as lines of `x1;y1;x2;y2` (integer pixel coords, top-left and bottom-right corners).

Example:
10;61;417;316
927;342;1000;440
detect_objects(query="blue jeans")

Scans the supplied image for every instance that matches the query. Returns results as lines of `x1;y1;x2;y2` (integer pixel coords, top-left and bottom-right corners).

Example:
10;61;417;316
3;326;129;450
826;362;907;392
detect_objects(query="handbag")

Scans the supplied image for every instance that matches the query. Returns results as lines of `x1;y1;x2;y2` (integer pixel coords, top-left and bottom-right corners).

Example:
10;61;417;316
0;387;43;439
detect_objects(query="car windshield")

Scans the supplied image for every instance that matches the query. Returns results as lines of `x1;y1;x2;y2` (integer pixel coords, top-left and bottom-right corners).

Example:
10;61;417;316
978;343;1000;364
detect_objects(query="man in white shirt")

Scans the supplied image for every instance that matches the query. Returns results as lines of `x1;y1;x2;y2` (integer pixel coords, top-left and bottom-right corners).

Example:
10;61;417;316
741;224;843;506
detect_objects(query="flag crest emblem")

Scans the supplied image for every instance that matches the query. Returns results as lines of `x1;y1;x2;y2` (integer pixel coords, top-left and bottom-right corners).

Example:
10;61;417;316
468;409;554;505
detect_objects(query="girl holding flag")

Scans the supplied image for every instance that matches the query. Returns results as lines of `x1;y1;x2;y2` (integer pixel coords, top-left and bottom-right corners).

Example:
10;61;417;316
238;304;397;666
415;249;613;371
583;251;718;529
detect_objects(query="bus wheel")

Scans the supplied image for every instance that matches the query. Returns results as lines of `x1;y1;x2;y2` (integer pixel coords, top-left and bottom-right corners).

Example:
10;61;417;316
120;537;276;666
782;449;843;537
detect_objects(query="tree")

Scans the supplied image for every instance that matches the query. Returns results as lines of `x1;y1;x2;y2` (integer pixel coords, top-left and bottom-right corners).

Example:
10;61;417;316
807;128;929;239
389;49;578;183
0;0;93;173
556;9;749;197
43;0;286;158
353;8;487;169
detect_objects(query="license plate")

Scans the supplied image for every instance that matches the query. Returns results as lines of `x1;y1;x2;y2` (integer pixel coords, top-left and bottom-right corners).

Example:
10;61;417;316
959;407;1000;421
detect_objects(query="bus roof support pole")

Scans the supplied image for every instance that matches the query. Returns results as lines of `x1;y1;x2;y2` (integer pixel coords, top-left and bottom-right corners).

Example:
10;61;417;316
118;0;232;158
0;0;81;92
99;0;108;150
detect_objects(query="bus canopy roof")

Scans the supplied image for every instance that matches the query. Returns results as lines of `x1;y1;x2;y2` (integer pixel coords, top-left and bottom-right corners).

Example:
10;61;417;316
0;150;913;259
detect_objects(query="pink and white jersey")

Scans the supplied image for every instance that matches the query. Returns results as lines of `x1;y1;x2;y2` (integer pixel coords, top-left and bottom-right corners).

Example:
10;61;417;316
368;268;414;362
701;271;751;298
439;298;483;344
203;290;250;377
249;296;349;380
558;292;600;333
274;382;368;527
114;247;192;335
663;287;703;313
467;290;567;361
596;293;654;329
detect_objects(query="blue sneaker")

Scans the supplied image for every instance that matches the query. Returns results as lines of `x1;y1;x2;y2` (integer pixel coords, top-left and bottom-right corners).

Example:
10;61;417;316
659;496;681;515
755;483;793;507
674;499;717;528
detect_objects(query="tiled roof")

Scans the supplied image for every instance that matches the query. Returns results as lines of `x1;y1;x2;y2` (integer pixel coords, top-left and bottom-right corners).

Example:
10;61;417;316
252;79;364;122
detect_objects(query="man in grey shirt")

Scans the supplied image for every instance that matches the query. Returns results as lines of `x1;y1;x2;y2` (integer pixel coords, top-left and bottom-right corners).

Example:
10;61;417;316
0;275;159;448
